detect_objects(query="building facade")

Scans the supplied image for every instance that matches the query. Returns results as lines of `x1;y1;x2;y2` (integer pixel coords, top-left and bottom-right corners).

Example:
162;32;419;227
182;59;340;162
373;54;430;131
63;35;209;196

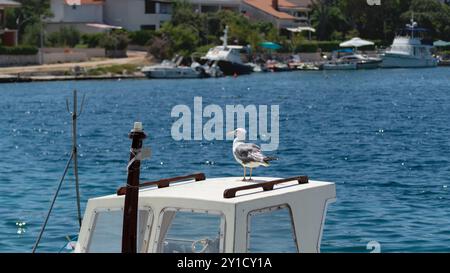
0;0;21;46
47;0;311;33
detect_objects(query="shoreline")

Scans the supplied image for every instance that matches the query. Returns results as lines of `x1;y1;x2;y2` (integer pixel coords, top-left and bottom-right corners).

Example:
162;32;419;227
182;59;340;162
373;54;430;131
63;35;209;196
0;73;146;83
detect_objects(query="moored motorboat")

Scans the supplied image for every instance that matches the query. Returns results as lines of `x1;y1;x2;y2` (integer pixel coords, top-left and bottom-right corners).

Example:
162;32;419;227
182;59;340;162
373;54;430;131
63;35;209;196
141;56;208;79
339;54;382;69
381;17;437;68
201;26;254;76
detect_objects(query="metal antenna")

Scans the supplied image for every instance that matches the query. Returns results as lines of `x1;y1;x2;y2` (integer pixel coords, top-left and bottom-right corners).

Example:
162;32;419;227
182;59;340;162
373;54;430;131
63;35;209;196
32;90;85;253
67;90;85;228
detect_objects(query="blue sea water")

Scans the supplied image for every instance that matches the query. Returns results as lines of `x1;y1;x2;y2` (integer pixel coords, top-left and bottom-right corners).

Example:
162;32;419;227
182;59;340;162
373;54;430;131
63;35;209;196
0;68;450;253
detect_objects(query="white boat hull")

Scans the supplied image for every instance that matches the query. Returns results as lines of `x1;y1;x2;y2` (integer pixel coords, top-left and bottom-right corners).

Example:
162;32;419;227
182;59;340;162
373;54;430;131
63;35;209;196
143;68;204;79
322;62;357;70
381;53;438;68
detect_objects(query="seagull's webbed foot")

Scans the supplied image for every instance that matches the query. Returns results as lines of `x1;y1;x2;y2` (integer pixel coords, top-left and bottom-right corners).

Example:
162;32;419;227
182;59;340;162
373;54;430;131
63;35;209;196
242;177;248;181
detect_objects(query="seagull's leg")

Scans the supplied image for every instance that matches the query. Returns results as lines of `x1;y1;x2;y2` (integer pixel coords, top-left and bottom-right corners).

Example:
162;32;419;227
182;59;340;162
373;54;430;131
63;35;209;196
249;168;253;181
242;166;247;181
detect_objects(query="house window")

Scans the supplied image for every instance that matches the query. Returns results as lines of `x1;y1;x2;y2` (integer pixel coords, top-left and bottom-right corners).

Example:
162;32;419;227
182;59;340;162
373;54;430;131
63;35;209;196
141;25;156;30
86;208;152;253
156;208;225;253
247;205;298;253
159;2;172;14
201;5;219;13
145;0;156;14
0;9;4;27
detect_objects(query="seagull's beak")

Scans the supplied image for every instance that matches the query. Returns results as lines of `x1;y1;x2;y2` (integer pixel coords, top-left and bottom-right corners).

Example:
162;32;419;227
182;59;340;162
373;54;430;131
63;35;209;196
226;130;235;137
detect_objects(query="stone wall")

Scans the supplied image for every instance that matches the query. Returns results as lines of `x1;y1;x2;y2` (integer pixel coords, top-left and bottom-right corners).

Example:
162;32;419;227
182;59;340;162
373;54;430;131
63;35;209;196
0;54;39;67
41;48;105;64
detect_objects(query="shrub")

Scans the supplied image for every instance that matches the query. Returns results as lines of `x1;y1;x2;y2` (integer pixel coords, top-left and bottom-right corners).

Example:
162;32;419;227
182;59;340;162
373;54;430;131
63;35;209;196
21;23;42;47
100;30;129;50
81;33;106;48
47;26;81;47
87;64;138;75
147;35;172;60
0;45;39;55
294;41;341;53
128;30;154;46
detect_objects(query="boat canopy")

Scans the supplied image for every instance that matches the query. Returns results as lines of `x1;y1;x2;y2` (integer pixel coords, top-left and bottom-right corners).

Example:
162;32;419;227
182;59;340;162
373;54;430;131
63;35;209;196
340;37;374;48
259;42;282;50
333;48;354;53
286;26;316;33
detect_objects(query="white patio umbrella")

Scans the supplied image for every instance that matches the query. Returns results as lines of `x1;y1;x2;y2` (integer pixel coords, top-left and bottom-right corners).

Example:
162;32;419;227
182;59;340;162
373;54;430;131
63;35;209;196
286;26;316;41
286;26;316;33
340;37;374;48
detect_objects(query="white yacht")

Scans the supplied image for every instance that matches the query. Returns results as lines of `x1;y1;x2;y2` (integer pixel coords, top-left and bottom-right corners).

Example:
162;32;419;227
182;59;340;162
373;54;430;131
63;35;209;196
202;26;254;76
381;18;437;68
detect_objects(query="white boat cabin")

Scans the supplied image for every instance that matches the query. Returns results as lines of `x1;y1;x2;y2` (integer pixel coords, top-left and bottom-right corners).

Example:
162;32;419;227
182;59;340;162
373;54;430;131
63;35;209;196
75;175;336;253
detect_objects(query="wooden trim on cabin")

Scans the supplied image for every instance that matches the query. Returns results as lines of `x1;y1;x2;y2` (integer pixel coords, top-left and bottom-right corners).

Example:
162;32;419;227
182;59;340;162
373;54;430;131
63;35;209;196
223;176;309;199
116;173;206;195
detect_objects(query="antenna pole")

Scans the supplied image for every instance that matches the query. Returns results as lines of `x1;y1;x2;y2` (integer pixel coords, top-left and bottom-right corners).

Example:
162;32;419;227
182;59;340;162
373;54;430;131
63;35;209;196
32;90;85;252
72;90;82;228
121;122;147;253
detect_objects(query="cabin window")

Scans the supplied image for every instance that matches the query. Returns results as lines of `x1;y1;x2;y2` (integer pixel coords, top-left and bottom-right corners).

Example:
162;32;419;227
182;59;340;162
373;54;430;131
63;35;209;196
86;208;152;253
247;205;298;253
156;208;225;253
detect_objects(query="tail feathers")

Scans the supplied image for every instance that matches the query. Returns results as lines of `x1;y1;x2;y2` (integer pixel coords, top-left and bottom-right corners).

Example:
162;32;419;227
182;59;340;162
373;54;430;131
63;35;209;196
263;156;278;164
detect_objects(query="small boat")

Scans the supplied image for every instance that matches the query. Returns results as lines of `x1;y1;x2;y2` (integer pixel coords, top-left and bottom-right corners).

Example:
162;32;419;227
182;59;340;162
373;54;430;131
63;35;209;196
296;63;320;71
71;123;336;253
265;60;291;72
326;48;382;70
201;26;254;76
142;56;208;79
339;54;382;69
438;57;450;66
381;17;438;68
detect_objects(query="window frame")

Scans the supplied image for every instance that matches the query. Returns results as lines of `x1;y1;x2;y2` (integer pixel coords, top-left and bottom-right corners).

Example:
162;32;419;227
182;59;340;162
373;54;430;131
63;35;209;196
144;0;156;14
153;207;226;253
246;204;299;253
84;206;154;253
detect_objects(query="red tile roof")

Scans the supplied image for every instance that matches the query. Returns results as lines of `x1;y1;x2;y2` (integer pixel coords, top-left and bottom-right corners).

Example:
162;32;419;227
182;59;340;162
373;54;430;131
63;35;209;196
243;0;312;20
244;0;295;19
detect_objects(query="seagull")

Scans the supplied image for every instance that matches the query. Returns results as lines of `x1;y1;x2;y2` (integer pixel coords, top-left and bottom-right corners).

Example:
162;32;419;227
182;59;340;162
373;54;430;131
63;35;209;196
227;128;277;181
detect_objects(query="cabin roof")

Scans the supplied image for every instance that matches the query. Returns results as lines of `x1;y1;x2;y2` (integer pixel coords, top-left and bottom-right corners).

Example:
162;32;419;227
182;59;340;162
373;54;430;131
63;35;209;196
94;177;334;205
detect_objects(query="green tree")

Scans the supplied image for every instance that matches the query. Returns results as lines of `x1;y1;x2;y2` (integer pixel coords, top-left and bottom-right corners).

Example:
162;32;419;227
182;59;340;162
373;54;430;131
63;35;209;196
5;0;52;45
47;26;81;47
404;0;450;40
311;0;348;40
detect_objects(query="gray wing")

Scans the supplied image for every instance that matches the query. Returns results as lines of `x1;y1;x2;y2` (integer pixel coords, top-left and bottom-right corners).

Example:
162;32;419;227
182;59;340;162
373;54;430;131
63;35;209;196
234;143;265;164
